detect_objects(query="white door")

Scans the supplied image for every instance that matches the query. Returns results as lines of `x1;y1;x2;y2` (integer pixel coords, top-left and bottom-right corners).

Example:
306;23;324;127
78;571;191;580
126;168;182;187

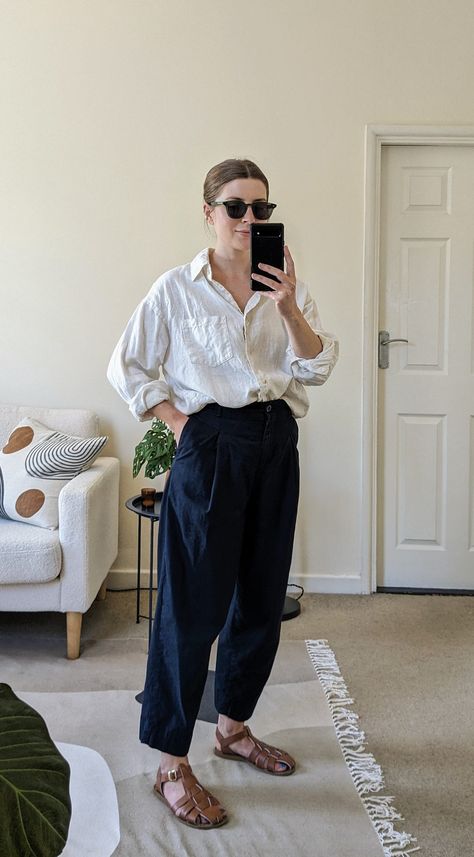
377;145;474;590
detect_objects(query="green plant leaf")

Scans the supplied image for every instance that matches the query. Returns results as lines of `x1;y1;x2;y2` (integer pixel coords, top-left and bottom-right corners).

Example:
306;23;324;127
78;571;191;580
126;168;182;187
133;418;176;479
0;684;71;857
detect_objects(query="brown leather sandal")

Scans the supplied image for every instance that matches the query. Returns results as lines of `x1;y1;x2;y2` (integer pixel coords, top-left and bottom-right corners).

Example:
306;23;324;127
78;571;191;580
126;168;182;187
154;763;228;829
214;725;296;776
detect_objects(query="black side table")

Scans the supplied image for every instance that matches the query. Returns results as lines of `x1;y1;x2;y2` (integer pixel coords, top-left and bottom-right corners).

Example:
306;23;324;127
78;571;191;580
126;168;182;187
125;493;163;650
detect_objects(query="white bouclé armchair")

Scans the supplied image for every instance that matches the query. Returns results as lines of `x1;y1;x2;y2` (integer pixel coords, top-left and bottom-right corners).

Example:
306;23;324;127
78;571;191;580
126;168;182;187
0;405;120;658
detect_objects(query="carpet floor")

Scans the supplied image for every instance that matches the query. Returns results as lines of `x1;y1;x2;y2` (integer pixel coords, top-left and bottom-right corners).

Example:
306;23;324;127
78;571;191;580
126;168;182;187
16;643;389;857
1;590;473;856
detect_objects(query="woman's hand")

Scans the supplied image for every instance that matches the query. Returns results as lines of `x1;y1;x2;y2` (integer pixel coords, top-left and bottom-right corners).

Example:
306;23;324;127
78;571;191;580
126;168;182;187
150;401;189;445
251;245;323;359
250;245;299;319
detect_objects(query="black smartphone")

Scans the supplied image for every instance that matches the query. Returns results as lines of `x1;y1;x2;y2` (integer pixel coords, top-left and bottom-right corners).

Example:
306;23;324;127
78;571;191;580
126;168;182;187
250;222;284;291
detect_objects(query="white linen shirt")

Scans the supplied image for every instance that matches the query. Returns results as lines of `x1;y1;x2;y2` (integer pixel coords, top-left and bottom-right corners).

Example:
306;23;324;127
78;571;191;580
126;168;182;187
107;248;338;421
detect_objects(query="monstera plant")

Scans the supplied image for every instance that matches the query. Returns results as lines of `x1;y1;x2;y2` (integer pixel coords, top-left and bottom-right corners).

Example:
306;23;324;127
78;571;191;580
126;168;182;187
133;418;176;479
0;684;71;857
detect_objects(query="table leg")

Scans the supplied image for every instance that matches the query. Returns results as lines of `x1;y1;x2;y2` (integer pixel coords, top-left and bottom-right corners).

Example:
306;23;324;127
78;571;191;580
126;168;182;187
136;514;142;624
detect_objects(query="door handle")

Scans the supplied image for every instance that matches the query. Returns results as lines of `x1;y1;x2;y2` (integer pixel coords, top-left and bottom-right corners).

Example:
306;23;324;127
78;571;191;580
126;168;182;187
378;330;409;369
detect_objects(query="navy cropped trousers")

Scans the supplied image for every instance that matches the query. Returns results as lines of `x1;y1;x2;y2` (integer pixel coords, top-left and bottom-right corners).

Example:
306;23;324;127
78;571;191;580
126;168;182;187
139;399;300;756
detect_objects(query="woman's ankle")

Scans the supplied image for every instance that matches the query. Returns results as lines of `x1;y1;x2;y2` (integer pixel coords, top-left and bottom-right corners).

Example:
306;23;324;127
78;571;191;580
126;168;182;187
160;752;188;773
217;714;245;736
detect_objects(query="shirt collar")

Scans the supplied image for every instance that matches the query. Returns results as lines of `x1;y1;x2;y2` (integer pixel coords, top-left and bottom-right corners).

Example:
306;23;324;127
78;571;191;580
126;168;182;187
189;246;262;312
190;248;212;282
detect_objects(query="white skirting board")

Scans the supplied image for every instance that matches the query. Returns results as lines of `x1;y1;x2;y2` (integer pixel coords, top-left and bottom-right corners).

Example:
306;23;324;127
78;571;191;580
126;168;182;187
105;568;366;594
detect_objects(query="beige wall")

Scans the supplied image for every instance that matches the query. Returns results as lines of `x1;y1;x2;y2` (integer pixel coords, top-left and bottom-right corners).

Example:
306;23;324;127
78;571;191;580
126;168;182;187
2;0;474;590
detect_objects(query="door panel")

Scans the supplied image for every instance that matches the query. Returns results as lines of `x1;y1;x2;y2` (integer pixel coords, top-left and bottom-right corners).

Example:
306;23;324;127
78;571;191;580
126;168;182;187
400;238;448;371
377;145;474;589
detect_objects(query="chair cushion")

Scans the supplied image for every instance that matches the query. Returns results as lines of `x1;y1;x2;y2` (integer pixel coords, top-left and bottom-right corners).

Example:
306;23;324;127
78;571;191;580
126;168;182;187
0;406;100;445
0;518;62;583
0;417;107;530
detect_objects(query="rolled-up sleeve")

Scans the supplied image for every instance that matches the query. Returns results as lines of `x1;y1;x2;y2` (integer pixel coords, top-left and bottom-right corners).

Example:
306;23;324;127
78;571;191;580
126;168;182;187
107;297;170;422
287;287;339;386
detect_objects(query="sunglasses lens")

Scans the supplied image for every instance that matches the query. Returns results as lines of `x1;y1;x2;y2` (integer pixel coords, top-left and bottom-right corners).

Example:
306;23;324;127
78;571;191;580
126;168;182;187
224;202;247;219
220;201;275;219
253;203;274;219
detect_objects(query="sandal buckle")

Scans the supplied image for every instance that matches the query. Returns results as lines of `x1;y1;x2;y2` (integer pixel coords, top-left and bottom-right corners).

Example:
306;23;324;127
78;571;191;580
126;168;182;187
167;768;179;782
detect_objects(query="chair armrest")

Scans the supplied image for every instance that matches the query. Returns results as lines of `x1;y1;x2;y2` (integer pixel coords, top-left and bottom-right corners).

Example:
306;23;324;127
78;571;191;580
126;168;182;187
58;457;120;612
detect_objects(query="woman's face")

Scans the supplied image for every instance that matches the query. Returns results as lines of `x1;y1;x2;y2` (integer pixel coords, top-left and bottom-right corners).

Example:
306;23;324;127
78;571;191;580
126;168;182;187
204;177;269;255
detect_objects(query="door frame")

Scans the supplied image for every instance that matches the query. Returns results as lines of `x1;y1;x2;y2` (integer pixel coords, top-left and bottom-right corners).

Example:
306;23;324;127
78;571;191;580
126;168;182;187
361;124;474;593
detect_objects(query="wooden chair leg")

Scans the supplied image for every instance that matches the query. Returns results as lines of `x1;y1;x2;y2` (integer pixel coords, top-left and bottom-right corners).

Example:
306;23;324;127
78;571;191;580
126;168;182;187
66;612;82;659
96;579;107;601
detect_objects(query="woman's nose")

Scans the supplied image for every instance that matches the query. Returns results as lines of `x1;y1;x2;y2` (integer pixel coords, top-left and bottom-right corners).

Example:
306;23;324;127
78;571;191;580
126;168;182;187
242;205;256;223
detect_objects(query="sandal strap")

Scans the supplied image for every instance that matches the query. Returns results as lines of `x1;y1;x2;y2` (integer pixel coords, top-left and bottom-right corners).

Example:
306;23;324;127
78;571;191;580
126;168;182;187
246;729;294;772
216;726;295;773
215;724;249;751
159;764;185;784
158;762;224;826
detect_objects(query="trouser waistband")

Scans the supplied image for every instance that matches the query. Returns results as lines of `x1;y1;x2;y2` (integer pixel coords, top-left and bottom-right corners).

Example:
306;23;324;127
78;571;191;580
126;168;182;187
200;399;291;419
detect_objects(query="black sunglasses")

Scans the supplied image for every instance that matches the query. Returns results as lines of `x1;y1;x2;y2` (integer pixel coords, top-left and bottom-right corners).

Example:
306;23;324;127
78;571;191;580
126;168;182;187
212;200;277;220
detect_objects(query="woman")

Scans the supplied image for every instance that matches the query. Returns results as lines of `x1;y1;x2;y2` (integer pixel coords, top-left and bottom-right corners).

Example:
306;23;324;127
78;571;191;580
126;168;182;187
107;158;338;829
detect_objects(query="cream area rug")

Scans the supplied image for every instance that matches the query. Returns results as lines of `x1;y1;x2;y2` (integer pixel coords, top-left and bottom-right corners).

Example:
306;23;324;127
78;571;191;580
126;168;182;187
15;640;418;857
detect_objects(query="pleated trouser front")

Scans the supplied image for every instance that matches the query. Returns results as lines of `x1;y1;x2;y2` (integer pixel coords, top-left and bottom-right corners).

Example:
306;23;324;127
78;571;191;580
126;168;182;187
139;399;300;756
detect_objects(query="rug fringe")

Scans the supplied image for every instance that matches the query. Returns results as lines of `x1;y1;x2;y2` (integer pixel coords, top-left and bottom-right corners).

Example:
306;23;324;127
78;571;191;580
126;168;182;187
306;639;420;856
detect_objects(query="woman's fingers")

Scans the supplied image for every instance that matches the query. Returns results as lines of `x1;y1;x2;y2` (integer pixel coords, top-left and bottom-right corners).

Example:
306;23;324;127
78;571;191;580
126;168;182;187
251;272;282;290
284;245;296;279
251;275;296;307
257;250;296;287
257;262;286;282
252;249;297;305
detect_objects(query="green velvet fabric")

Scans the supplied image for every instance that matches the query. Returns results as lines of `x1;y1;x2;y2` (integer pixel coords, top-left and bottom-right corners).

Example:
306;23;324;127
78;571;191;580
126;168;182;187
0;684;71;857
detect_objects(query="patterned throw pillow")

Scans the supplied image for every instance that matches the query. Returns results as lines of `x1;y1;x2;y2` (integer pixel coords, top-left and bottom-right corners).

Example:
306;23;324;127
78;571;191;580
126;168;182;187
0;418;108;529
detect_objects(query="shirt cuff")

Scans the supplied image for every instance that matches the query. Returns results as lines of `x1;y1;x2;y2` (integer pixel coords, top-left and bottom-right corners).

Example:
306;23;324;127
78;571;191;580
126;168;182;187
287;333;338;383
129;382;170;422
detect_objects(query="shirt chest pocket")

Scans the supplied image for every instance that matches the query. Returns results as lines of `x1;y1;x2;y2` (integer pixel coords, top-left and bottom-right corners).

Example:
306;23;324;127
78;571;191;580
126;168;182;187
182;316;234;367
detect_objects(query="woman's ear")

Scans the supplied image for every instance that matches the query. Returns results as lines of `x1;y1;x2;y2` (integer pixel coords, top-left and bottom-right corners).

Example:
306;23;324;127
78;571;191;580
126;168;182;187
203;202;214;226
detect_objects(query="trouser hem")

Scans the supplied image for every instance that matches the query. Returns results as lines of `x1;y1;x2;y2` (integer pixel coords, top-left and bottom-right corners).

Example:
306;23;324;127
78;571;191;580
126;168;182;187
215;706;255;722
140;731;192;757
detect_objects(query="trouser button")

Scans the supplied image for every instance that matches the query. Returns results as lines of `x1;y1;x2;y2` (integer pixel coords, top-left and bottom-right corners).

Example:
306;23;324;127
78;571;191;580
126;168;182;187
266;405;272;412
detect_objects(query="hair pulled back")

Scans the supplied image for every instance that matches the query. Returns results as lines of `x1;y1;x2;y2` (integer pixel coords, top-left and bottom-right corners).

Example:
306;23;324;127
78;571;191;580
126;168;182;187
203;158;269;204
